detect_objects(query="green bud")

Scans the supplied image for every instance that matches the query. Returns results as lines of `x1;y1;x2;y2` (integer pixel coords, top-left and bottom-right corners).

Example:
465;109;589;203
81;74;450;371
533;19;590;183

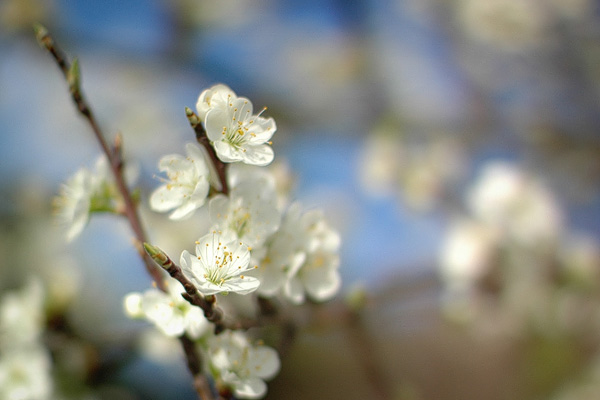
33;23;50;47
143;242;169;267
67;58;81;94
345;284;368;312
185;107;200;126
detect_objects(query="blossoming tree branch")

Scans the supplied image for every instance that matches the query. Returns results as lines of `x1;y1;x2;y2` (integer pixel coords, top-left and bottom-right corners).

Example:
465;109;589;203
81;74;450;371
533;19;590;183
35;25;341;399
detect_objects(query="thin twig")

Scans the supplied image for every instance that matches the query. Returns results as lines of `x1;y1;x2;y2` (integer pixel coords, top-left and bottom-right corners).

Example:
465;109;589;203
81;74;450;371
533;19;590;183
185;107;229;195
34;24;163;287
34;24;213;400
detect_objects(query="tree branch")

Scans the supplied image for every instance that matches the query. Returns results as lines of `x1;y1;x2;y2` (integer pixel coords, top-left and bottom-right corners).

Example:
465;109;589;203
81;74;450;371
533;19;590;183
185;107;229;195
34;24;213;400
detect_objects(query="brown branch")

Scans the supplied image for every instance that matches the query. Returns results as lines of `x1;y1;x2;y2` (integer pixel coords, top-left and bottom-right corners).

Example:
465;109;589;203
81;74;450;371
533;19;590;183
185;107;229;195
34;24;212;400
34;24;164;287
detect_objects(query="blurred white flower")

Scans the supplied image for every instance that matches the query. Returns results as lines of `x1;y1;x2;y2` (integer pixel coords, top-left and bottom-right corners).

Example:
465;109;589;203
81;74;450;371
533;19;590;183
358;133;403;197
0;345;54;400
209;178;281;249
254;203;341;304
180;232;259;295
124;280;209;339
208;330;280;399
0;280;54;400
439;219;498;292
54;155;133;241
457;0;552;50
196;84;237;121
149;142;211;220
0;279;45;348
198;84;276;166
467;161;563;246
53;167;95;241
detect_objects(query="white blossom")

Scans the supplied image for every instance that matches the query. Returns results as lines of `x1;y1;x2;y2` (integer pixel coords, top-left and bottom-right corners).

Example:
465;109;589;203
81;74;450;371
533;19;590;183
0;279;45;348
208;330;280;399
180;232;259;295
124;280;209;339
149;142;211;220
467;161;563;246
0;345;54;400
53;168;94;241
0;280;54;400
254;203;341;304
209;177;281;249
53;156;114;242
54;155;134;241
197;84;276;166
439;219;499;292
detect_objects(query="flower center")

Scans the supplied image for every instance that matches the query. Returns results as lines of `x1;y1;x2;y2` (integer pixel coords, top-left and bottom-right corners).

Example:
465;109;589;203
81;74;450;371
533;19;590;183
205;249;235;286
230;208;252;238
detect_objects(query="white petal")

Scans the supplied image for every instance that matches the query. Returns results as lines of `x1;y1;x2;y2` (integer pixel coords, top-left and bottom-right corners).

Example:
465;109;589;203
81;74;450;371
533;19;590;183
222;277;260;295
209;194;230;224
234;378;267;399
247;117;276;143
157;154;187;173
249;347;280;379
205;108;231;142
242;145;274;166
196;84;236;120
255;267;285;297
303;268;341;301
123;293;143;317
185;142;209;176
169;201;200;220
213;141;245;163
149;185;183;212
284;278;305;304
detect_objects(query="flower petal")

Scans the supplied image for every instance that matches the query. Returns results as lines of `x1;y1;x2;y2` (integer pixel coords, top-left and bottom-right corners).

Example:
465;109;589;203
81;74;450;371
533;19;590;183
242;145;274;166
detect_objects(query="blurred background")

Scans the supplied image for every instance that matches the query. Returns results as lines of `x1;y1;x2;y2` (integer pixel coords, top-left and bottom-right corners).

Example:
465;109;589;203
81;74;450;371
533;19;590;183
1;0;600;399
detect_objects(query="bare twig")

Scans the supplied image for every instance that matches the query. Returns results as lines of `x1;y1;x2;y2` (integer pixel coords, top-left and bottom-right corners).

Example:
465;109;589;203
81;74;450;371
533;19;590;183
34;24;213;400
185;107;229;195
34;23;164;287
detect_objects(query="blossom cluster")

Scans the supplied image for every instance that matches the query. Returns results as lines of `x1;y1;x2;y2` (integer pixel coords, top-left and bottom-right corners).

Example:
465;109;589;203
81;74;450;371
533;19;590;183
438;161;600;338
53;83;341;398
88;84;339;398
